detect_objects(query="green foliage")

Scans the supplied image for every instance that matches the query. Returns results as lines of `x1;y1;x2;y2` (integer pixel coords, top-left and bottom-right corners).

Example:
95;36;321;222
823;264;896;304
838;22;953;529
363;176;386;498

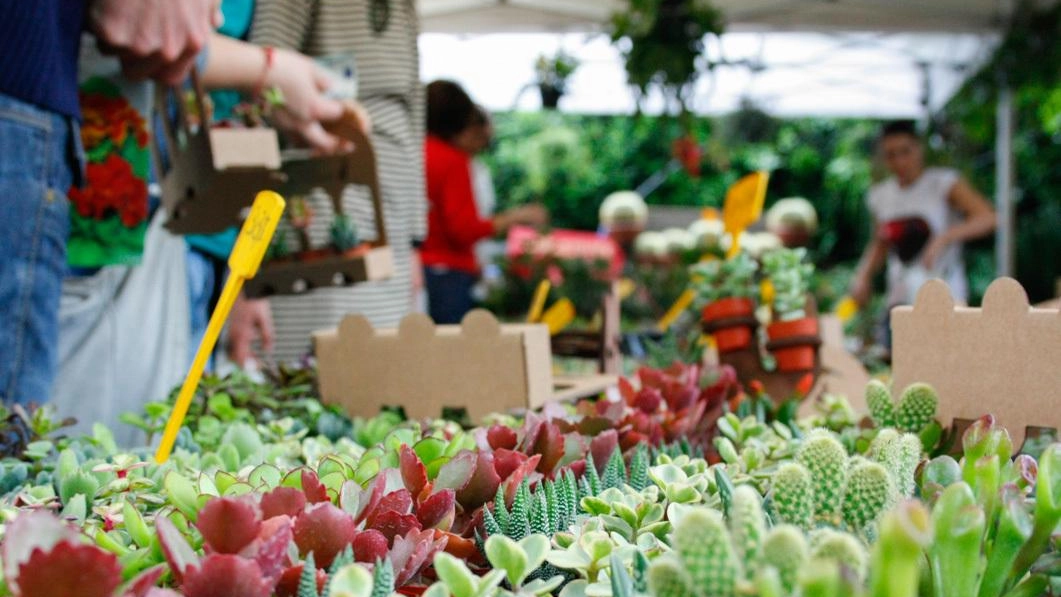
329;213;360;252
728;484;765;574
760;248;815;321
656;508;740;597
864;380;939;435
760;525;809;593
769;463;814;530
689;251;760;308
841;461;896;538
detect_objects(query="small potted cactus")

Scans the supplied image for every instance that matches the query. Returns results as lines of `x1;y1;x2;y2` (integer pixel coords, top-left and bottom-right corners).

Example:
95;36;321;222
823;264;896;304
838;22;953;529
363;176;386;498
761;247;819;372
690;251;759;353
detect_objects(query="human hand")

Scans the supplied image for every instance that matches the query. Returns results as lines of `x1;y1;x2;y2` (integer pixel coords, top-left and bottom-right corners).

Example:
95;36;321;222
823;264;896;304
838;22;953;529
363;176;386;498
920;235;949;271
89;0;222;85
227;295;274;368
508;204;549;228
264;49;358;154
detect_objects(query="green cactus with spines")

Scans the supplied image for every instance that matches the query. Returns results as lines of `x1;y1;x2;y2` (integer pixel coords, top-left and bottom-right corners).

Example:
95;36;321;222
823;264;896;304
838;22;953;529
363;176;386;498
771;462;815;529
797;430;848;522
871;431;922;497
842;461;896;538
531;491;549;535
648;555;696;597
670;508;741;597
494;485;510;529
585;452;602;494
321;546;355;597
865;380;897;428
895;383;938;433
729;484;766;574
809;528;869;583
761;525;810;593
544;479;559;532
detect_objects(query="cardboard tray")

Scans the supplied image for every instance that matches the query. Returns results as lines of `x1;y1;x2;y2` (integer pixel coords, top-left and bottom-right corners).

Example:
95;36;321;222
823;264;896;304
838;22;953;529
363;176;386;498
243;245;394;297
313;310;615;422
892;277;1061;449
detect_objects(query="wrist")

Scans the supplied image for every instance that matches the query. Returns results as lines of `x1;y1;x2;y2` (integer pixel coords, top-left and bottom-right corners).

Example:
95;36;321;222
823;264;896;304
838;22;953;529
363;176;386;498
253;46;276;98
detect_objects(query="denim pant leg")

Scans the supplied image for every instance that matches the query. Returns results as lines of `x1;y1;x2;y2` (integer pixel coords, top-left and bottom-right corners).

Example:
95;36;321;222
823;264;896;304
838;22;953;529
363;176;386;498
424;267;477;324
0;94;78;405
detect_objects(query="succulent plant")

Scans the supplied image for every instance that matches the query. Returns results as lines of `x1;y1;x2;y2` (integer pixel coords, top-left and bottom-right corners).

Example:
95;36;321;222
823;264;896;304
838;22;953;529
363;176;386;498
760;247;814;321
769;462;814;529
689;251;759;308
809;528;869;583
728;484;765;573
649;508;740;597
760;524;809;593
841;461;896;538
869;429;922;497
795;430;848;523
865;380;939;435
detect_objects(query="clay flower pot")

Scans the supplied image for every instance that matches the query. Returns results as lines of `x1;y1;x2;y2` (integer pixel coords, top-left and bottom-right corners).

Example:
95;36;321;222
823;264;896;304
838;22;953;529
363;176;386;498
766;316;820;372
701;297;757;353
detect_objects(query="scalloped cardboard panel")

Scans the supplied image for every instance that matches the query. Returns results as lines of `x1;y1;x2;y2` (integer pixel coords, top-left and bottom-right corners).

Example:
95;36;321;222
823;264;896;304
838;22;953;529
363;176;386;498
891;277;1061;448
313;310;614;422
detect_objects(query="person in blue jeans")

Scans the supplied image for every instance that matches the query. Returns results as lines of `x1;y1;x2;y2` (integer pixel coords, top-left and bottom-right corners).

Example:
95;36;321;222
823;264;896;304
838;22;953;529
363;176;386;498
0;0;220;405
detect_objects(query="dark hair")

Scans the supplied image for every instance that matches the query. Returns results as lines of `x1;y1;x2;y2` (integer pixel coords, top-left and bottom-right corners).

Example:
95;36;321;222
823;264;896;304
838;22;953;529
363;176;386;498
880;119;919;141
468;104;490;128
427;80;475;140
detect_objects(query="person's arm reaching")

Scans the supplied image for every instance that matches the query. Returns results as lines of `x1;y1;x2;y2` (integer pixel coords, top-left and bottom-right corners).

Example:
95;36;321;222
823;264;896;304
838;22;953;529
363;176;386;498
201;33;359;153
437;163;495;250
89;0;222;84
921;177;997;269
850;216;888;307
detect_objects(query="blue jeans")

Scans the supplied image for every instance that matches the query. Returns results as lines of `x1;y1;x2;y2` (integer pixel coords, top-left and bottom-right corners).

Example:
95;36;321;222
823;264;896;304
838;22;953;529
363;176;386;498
424;267;477;324
0;94;80;405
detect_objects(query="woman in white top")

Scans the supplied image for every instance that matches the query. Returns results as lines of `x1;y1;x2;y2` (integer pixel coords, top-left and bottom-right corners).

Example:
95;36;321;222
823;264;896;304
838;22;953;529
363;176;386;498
850;121;996;344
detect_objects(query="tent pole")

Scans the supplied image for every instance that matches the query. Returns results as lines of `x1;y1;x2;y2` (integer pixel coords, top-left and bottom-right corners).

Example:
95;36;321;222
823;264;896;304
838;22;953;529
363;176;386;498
994;87;1014;278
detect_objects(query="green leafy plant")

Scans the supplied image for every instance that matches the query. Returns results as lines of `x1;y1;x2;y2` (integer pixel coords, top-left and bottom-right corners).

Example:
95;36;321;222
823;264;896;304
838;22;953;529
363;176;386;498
689;251;759;309
760;247;815;321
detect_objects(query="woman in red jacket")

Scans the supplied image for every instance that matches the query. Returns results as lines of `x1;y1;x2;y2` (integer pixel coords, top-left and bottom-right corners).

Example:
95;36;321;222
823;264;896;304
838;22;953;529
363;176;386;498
422;80;546;324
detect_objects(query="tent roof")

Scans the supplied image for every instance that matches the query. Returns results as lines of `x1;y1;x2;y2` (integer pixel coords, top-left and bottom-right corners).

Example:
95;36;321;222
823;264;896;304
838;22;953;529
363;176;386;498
419;0;1014;34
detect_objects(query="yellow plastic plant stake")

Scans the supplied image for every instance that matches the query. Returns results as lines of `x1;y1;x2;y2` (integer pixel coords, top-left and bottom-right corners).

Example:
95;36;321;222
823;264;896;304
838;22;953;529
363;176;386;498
657;288;695;332
155;191;285;463
723;171;769;258
527;279;551;323
541;298;576;335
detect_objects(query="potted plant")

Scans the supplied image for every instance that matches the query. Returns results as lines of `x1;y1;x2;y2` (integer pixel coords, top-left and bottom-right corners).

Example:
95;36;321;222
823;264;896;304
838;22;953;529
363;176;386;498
690;251;759;353
761;247;819;372
534;50;579;109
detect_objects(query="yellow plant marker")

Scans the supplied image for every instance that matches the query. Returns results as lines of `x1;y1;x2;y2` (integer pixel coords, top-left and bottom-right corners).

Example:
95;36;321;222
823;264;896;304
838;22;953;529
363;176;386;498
657;288;695;332
617;278;636;301
723;171;769;258
835;296;859;323
526;279;551;323
760;279;775;306
541;298;576;335
155;191;285;463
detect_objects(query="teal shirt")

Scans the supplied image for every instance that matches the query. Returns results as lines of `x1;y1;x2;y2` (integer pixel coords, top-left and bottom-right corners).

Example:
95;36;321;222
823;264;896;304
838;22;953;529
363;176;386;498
186;0;256;260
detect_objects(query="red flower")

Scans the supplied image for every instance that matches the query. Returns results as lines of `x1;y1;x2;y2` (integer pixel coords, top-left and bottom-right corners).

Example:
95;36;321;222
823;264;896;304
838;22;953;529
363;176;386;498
67;154;148;228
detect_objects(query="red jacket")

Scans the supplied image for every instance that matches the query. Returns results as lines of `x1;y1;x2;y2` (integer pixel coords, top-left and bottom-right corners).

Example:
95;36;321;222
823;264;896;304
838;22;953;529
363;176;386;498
421;135;495;274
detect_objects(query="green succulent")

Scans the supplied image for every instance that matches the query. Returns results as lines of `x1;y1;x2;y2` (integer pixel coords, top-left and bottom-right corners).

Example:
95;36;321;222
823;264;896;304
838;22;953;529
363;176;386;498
809;528;869;583
841;461;896;539
760;524;809;593
728;484;765;573
795;430;848;523
770;462;814;530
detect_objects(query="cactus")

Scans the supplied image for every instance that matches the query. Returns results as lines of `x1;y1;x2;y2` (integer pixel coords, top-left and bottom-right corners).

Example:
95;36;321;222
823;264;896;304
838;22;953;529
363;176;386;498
602;448;627;490
865;380;896;428
299;552;319;597
772;462;815;529
895;383;938;433
669;508;741;597
842;461;896;538
810;528;869;583
761;525;810;593
648;555;696;597
729;484;766;573
629;444;650;491
797;430;848;522
370;558;395;597
871;431;922;497
329;213;359;252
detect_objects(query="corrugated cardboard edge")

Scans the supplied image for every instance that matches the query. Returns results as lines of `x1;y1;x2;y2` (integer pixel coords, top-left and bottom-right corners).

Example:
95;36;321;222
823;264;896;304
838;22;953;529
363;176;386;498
892;277;1061;448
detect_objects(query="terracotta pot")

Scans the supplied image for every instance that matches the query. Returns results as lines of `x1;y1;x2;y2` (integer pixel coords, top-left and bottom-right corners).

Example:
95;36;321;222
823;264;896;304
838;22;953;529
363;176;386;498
766;316;820;372
701;297;756;353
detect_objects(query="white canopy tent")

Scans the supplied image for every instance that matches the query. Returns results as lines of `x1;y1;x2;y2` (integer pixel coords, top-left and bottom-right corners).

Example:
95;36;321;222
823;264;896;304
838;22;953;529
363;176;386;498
416;0;1034;276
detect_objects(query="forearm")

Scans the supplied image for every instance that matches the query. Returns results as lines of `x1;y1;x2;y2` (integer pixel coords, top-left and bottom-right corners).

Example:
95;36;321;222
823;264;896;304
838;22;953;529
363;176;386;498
855;238;888;281
941;211;997;245
199;32;268;92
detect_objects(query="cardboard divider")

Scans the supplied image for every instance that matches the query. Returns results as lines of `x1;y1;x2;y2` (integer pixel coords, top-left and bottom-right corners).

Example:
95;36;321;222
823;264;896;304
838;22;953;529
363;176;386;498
891;277;1061;449
550;281;623;375
314;310;614;422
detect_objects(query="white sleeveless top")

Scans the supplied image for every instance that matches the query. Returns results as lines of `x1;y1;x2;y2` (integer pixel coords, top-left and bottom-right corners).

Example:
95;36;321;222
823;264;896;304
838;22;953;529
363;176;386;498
867;167;967;306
